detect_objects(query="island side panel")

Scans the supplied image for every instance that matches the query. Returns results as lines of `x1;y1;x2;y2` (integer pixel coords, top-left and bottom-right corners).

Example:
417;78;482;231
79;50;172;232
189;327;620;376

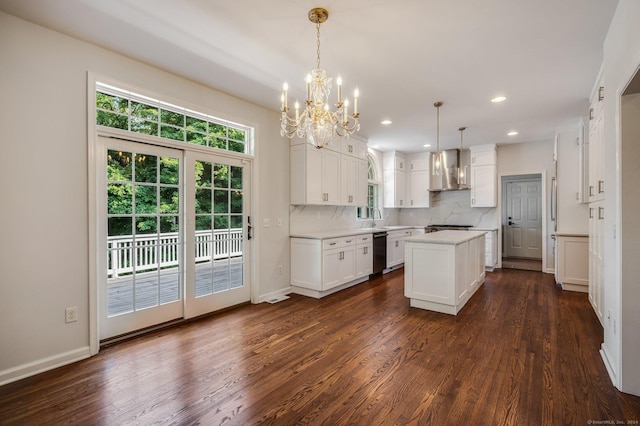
405;242;455;308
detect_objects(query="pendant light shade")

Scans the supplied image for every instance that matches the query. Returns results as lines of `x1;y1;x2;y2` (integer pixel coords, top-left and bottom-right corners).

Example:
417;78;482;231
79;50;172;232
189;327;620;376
433;102;443;176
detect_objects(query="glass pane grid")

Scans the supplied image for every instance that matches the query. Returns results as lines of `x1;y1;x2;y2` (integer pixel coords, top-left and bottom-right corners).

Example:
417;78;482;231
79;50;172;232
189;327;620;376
96;84;252;155
106;148;181;318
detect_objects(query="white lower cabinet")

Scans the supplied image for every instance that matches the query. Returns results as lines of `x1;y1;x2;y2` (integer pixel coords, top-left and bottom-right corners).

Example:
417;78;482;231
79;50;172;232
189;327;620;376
555;234;589;292
386;229;412;269
291;234;372;298
355;234;373;279
484;230;497;270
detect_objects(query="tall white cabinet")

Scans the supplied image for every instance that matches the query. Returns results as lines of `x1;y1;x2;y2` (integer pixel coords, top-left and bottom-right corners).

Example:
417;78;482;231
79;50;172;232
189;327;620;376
407;152;431;208
383;151;407;208
469;144;497;207
383;151;430;208
587;74;605;326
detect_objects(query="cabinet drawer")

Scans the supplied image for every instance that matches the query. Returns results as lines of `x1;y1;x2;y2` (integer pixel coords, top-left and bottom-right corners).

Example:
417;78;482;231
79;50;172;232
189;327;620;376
356;234;372;244
323;236;356;250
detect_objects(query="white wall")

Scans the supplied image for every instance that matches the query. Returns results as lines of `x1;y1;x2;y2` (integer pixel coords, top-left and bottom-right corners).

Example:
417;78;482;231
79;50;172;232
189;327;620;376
0;11;290;383
602;0;640;394
497;140;555;271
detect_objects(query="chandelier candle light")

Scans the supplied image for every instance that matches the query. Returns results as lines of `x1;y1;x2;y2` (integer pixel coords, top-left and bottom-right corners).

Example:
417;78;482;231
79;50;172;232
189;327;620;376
280;7;360;149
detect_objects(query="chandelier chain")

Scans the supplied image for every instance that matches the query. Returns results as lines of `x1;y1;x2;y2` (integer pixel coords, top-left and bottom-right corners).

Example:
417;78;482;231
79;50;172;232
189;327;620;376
316;23;321;69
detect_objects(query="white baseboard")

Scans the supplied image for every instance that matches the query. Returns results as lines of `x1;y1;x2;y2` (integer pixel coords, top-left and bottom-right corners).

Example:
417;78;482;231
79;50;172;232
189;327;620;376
0;346;91;386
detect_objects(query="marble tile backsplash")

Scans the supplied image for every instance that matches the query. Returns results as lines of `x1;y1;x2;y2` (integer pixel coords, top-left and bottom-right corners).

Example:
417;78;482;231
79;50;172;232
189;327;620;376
289;205;398;234
398;190;498;228
290;191;497;234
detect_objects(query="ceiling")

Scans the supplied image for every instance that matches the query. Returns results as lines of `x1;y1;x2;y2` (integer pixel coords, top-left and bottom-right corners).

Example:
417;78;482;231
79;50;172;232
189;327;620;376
0;0;618;152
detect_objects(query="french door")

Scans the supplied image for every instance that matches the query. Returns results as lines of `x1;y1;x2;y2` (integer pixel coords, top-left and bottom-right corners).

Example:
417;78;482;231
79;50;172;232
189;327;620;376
184;150;251;318
97;136;251;340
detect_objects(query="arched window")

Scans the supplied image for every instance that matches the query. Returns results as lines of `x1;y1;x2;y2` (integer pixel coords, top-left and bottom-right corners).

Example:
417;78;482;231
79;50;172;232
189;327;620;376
358;154;381;220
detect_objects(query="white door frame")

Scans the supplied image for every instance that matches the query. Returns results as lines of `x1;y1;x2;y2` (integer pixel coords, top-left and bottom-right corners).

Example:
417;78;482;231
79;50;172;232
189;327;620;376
89;127;254;354
497;170;548;272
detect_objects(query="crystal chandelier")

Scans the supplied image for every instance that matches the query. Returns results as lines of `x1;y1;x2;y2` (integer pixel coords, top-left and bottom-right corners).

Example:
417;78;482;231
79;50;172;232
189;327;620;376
433;102;443;176
280;7;360;149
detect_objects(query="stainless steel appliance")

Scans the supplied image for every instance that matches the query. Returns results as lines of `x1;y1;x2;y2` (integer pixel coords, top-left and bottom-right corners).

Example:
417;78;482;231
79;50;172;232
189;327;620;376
429;149;471;191
372;231;387;275
425;224;474;233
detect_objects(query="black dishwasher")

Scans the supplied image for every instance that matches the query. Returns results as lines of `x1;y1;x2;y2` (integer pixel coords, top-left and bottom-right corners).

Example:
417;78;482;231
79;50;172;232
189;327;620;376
372;232;388;276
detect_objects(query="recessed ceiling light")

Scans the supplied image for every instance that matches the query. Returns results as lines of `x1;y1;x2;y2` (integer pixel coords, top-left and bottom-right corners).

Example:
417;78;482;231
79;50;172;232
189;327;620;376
381;119;392;125
423;144;431;148
491;96;507;103
507;131;518;136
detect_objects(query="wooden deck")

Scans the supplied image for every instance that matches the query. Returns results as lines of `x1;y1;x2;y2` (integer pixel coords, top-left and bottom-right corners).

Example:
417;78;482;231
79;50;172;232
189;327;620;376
108;258;243;316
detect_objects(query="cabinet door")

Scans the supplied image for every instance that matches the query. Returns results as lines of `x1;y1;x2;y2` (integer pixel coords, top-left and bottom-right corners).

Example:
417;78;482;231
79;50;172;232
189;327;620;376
306;146;325;204
471;164;497;207
355;243;373;278
340;155;359;205
409;170;430;207
322;248;341;289
467;237;479;292
386;237;397;268
339;246;356;283
357;158;368;206
323;148;341;205
395;170;406;207
470;149;496;166
409;154;430;171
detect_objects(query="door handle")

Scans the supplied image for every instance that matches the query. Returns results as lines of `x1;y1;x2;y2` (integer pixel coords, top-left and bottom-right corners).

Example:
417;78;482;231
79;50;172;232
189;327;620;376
247;216;253;240
508;221;514;226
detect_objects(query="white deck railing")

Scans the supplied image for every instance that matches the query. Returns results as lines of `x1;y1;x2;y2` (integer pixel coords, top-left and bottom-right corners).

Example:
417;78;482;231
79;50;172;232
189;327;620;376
107;229;243;278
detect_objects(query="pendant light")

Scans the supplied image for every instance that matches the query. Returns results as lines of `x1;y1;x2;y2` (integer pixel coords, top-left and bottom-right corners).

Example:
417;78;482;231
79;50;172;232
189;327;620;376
457;126;468;185
433;101;443;176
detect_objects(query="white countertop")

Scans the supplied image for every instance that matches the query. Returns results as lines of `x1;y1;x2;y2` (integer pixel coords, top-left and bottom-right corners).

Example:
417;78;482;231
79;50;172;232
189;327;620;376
553;232;589;238
405;230;487;245
290;226;417;240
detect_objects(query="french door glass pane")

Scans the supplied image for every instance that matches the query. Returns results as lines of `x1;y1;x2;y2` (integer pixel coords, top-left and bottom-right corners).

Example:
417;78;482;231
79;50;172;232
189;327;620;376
106;150;181;317
194;160;244;297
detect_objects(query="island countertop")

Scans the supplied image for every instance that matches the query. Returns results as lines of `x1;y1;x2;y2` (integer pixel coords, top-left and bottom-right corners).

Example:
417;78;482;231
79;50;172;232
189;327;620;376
404;230;487;245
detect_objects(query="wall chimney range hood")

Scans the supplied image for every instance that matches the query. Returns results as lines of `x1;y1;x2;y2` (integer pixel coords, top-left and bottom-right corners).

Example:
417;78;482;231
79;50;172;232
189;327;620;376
429;148;471;191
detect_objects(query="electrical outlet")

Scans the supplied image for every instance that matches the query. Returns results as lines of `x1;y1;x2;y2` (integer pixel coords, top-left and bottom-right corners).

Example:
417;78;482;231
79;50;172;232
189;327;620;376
263;218;270;227
65;307;78;323
278;265;283;274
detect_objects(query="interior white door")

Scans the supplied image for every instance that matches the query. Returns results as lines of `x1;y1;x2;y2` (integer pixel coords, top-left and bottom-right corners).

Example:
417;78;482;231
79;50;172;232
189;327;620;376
504;179;543;259
98;137;184;339
184;151;251;318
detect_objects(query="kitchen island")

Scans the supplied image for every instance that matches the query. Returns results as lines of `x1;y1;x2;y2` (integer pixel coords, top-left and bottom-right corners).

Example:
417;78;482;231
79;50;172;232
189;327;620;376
404;230;486;315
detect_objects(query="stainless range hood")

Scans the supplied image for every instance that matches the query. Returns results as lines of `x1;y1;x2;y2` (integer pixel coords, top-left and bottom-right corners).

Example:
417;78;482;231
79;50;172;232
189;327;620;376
429;148;471;191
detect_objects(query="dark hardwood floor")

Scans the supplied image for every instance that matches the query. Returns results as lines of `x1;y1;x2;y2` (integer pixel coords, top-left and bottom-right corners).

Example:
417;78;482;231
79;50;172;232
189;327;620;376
2;268;640;425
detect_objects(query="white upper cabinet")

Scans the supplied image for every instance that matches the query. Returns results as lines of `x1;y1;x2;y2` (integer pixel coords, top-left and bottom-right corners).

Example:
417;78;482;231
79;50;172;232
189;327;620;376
470;144;497;207
290;136;368;206
407;152;430;208
383;151;407;208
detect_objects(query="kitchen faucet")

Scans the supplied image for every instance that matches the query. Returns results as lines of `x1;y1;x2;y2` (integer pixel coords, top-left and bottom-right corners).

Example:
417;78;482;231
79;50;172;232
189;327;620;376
370;207;382;228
